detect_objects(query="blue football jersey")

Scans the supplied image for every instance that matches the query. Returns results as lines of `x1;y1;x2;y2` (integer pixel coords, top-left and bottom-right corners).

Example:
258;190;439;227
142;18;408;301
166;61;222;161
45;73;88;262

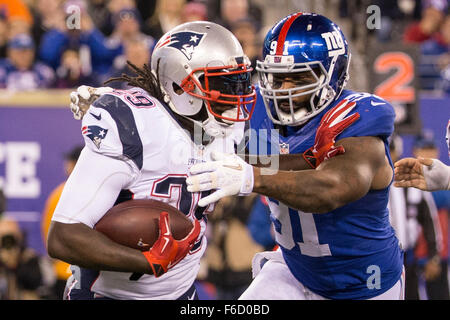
249;88;404;299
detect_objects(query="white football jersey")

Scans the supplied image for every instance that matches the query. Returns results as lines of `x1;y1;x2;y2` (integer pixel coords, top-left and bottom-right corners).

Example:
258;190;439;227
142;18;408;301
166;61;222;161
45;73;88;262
52;87;244;299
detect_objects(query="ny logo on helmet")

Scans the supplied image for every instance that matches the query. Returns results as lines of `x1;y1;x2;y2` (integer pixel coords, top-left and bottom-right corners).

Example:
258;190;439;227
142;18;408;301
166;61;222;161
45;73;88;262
321;31;345;57
155;31;205;60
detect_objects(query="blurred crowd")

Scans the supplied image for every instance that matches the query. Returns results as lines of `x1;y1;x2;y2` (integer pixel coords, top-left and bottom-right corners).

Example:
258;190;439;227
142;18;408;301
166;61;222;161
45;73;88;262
0;0;448;94
0;0;265;91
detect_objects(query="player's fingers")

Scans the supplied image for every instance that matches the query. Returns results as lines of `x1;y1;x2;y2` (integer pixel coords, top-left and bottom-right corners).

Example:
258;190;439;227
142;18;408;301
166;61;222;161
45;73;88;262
418;157;433;167
393;180;427;190
186;173;217;191
181;219;201;243
77;85;92;100
325;146;345;160
158;211;171;236
70;103;80;115
327;100;356;126
70;92;79;104
187;181;215;192
187;172;213;185
189;161;219;175
393;158;418;169
394;166;411;175
332;112;360;135
321;99;349;124
394;172;424;181
198;190;225;207
393;181;411;188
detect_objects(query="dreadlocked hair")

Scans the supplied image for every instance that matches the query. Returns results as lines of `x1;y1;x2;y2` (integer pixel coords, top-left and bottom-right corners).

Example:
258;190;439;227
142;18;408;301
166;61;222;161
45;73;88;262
104;59;165;102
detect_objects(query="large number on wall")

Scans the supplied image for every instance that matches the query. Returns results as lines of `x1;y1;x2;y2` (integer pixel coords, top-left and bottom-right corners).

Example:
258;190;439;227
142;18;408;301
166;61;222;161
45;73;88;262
373;52;415;104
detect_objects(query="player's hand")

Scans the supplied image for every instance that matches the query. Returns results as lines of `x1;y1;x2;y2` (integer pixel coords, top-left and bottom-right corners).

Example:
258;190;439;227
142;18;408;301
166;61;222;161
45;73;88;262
303;99;360;168
186;151;254;207
394;157;450;191
69;85;113;120
142;211;200;277
393;157;428;190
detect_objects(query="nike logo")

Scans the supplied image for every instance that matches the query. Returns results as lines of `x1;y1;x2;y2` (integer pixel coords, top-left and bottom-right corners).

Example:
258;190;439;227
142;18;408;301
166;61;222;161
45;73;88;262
90;112;102;120
163;215;170;236
370;101;386;106
161;237;170;253
223;164;243;171
188;290;196;300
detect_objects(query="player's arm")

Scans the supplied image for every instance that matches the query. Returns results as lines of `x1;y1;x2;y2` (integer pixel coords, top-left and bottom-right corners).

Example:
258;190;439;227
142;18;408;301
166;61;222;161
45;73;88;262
187;136;391;213
252;136;391;213
47;147;152;274
48;147;199;277
243;153;311;171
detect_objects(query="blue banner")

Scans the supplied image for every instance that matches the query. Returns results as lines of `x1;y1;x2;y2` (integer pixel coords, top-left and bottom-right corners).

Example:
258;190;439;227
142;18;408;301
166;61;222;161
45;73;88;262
0;106;83;255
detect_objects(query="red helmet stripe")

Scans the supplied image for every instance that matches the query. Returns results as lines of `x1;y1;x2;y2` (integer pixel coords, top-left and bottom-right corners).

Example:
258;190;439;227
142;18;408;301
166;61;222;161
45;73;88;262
275;12;303;55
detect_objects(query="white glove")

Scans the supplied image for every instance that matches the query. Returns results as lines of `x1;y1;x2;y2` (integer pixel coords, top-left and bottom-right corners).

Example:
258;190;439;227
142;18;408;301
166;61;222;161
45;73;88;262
69;85;113;120
186;151;254;207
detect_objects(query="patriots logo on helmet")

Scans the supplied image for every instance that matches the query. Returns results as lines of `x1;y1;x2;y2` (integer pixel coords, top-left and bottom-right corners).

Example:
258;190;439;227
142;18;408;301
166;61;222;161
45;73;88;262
155;31;205;60
82;125;108;149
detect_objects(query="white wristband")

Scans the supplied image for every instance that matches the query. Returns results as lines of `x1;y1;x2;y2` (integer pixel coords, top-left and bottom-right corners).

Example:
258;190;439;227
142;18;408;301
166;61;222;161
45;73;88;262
423;159;450;191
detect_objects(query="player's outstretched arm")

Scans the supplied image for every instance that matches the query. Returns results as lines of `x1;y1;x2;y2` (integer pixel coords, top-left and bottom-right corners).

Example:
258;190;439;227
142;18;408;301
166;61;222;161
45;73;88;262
252;136;391;213
394;157;450;191
187;136;390;213
187;99;361;207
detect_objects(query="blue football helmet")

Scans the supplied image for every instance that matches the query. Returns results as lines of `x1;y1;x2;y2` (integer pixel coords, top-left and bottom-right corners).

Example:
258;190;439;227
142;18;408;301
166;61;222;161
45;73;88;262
256;12;351;126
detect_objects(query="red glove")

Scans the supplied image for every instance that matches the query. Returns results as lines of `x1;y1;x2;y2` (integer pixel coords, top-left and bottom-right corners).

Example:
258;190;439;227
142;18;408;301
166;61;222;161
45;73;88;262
303;99;360;168
142;211;200;277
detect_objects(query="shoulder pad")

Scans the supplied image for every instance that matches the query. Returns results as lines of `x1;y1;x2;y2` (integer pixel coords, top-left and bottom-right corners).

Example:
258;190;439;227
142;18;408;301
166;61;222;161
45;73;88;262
336;92;395;140
82;94;143;169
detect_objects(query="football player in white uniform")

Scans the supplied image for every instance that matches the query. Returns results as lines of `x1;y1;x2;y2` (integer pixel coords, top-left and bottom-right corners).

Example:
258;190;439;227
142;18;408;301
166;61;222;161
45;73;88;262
394;119;450;191
47;21;257;300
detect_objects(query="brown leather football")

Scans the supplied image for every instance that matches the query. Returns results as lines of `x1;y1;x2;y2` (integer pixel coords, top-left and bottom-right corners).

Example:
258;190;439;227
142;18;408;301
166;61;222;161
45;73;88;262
94;199;193;251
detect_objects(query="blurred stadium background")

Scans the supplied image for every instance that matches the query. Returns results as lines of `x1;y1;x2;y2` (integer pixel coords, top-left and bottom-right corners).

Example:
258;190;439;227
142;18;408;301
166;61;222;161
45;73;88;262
0;0;448;300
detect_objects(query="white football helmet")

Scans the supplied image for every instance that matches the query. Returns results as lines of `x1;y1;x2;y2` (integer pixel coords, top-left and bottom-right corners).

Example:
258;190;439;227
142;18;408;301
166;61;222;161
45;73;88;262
151;21;256;136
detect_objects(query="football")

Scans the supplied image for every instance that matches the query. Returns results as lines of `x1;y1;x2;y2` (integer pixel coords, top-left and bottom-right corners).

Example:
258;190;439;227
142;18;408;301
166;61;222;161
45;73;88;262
94;199;194;251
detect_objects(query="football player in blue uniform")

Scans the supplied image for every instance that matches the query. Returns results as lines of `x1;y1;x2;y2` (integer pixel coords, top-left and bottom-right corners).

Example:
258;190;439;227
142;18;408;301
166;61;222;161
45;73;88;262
187;12;405;299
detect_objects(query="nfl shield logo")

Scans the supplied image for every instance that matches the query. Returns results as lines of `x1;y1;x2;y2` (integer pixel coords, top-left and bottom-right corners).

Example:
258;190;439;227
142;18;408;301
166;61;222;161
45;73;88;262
279;142;289;154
